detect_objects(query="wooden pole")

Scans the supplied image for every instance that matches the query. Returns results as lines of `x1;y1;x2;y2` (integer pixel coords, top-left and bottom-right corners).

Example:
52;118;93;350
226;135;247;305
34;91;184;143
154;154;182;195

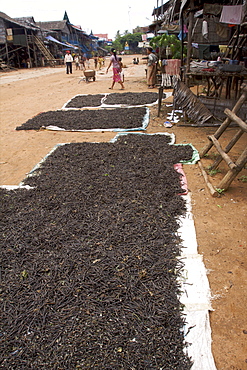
5;42;9;65
217;146;247;191
17;51;20;68
181;12;184;67
224;108;247;132
24;28;32;68
32;33;38;67
157;86;164;117
232;25;240;60
185;0;194;85
198;161;218;197
210;129;244;170
208;135;236;169
200;83;247;156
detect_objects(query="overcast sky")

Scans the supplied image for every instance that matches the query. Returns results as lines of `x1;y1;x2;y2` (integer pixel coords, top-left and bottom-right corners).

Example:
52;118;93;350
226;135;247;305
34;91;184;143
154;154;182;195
1;1;159;39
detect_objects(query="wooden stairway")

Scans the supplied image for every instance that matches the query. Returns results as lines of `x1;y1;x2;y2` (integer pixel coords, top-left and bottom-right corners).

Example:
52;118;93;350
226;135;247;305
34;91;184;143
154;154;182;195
33;36;56;66
199;83;247;196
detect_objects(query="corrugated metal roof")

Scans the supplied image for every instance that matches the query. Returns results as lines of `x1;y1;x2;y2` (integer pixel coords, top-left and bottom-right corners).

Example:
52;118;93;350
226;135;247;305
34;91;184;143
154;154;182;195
94;33;108;39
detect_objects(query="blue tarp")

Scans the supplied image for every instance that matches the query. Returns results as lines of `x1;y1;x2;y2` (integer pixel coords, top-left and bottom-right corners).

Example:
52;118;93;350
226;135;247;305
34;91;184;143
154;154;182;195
46;36;78;50
46;35;91;54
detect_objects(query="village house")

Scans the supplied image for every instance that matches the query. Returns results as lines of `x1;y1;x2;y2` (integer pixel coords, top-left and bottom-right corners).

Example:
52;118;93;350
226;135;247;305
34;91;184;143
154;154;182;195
0;11;101;69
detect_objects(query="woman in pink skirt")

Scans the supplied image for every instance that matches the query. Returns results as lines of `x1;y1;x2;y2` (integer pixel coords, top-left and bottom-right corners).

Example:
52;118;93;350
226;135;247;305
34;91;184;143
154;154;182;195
106;48;125;90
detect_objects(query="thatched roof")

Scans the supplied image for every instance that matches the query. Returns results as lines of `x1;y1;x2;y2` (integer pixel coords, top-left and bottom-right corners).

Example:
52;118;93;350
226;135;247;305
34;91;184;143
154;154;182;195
14;16;36;24
37;20;68;32
13;17;40;31
0;11;33;29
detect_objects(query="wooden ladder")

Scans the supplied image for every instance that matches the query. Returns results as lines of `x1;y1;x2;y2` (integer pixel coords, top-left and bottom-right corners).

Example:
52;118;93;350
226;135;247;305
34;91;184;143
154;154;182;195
33;36;56;66
199;83;247;196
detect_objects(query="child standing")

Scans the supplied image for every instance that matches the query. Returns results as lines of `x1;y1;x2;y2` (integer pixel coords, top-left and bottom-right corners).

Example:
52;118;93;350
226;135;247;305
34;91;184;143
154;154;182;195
74;55;80;70
118;57;124;83
98;56;104;70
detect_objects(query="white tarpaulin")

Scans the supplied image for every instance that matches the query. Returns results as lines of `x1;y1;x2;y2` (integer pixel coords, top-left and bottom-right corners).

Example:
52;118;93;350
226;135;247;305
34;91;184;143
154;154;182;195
178;194;217;369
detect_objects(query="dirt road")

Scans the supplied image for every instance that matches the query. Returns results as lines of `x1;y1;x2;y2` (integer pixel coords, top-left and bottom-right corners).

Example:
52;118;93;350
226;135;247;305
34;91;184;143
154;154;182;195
1;55;246;369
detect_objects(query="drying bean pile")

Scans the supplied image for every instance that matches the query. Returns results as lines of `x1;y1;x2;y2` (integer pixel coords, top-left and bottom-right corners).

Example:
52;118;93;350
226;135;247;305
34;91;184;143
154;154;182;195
1;134;193;369
16;107;147;131
65;92;160;109
65;94;105;108
103;92;159;106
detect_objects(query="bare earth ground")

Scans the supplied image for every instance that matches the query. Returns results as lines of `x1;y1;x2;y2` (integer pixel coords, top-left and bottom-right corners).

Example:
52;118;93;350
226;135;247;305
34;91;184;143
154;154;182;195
0;55;246;370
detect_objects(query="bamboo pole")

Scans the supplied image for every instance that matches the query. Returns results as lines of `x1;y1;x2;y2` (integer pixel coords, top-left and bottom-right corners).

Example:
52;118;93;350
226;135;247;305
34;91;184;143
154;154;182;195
224;108;247;132
200;83;247;156
232;25;240;60
185;0;194;85
208;135;236;169
181;12;184;68
198;161;218;197
217;146;247;191
210;129;244;170
24;28;32;68
5;42;9;65
157;86;164;117
32;33;38;67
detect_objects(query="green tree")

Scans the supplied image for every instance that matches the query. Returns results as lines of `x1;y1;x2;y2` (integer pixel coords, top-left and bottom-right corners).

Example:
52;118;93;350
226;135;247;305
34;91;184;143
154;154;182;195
112;39;122;53
113;32;142;53
150;34;186;59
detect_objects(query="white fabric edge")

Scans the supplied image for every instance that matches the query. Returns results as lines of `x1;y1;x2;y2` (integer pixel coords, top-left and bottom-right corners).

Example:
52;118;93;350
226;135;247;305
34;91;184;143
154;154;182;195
178;193;217;370
0;185;34;190
101;100;159;108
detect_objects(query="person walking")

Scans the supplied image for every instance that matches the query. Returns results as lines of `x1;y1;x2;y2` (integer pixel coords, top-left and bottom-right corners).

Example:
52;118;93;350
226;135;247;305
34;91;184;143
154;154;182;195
94;55;98;70
146;47;158;88
106;48;124;90
64;50;73;74
79;55;85;70
98;55;104;70
74;55;80;70
86;57;91;69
